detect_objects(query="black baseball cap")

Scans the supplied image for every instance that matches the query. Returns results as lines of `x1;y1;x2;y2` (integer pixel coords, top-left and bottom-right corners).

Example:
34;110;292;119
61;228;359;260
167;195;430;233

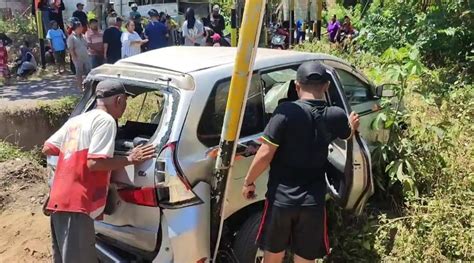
76;2;84;7
96;80;130;98
296;61;331;84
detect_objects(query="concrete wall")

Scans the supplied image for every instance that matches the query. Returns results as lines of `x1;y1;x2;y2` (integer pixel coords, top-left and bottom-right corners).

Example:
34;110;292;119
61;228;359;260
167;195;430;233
0;109;67;151
0;0;29;18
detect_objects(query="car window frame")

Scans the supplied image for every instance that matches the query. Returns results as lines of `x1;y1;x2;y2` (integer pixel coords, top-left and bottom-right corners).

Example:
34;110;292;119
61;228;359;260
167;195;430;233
196;73;266;147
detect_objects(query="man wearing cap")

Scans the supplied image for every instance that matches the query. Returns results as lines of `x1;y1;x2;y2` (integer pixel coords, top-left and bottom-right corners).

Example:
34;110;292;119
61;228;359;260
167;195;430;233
242;61;360;263
129;3;144;37
145;9;168;50
42;79;155;262
72;3;88;33
208;5;225;36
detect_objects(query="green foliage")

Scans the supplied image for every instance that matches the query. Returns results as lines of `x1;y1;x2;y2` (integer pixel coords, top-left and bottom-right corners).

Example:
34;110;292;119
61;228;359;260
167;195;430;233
0;15;36;35
357;0;473;73
0;141;40;163
37;96;80;125
119;92;164;125
0;141;29;162
297;25;472;259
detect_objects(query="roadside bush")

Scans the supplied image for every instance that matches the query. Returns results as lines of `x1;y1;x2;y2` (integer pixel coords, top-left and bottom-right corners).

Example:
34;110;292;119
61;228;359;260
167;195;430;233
0;15;36;35
38;96;80;125
296;38;473;260
0;141;40;163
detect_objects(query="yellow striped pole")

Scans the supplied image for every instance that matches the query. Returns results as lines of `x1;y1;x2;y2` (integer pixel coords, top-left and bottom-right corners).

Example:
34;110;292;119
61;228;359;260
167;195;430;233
35;9;46;68
211;0;266;260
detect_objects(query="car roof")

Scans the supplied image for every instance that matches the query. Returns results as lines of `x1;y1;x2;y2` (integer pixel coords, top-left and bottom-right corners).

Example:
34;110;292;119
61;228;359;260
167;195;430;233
117;46;348;73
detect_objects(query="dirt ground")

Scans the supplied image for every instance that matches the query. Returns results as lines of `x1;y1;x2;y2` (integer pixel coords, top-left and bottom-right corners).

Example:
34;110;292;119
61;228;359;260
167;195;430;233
0;159;51;262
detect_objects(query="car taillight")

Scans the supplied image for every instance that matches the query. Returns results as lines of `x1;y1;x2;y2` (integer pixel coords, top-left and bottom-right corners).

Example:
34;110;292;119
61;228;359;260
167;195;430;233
117;187;158;207
155;142;202;209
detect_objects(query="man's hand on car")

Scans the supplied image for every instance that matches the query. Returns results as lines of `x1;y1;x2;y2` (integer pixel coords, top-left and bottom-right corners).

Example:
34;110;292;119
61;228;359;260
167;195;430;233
349;111;360;131
127;144;156;164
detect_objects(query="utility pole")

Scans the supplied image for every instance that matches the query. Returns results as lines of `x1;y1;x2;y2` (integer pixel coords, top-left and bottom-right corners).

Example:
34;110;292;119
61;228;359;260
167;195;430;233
314;0;322;40
33;0;46;69
210;0;266;261
289;0;294;45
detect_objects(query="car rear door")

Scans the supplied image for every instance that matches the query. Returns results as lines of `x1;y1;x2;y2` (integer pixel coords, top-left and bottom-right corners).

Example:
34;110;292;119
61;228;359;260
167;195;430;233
324;66;375;215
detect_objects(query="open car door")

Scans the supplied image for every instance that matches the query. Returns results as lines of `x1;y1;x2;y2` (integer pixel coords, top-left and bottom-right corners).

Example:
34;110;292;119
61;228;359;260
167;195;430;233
324;65;375;215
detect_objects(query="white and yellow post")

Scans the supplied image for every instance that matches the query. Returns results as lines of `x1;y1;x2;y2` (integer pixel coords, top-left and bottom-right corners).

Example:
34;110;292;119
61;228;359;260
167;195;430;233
210;0;266;260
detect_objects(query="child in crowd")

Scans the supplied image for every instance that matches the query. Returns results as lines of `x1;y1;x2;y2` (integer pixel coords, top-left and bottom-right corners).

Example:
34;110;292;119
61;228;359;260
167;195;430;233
46;20;67;74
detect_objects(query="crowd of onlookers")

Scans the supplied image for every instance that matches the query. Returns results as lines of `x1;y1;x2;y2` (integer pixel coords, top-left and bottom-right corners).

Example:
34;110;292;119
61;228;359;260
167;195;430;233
0;3;359;87
0;1;229;88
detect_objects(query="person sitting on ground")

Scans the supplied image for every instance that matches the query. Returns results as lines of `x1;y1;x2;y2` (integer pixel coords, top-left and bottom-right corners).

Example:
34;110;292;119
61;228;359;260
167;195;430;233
85;18;104;68
67;20;90;91
338;15;357;42
47;20;67;74
327;15;340;43
16;41;37;78
145;9;168;50
121;20;148;58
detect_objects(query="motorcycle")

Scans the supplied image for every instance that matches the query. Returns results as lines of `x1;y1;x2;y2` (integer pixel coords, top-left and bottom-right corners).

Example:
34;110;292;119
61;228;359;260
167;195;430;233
269;24;289;50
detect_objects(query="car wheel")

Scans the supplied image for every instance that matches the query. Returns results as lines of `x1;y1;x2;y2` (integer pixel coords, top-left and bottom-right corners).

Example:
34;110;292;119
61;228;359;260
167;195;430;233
232;212;263;263
233;212;305;263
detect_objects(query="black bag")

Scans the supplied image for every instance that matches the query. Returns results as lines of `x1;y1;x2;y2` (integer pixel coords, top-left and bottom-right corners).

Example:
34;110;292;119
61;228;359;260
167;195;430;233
294;101;332;168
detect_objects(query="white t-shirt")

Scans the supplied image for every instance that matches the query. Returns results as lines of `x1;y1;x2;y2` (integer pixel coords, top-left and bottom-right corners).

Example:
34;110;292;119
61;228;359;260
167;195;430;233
121;31;142;58
45;109;117;219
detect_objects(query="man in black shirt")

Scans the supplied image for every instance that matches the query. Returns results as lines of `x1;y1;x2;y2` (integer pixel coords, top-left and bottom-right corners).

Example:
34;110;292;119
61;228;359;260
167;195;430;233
72;3;88;32
103;17;123;64
242;61;360;262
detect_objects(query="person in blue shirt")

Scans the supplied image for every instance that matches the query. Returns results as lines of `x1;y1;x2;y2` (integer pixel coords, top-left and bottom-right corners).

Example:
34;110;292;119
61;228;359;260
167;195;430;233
145;9;168;50
296;19;305;44
46;20;67;74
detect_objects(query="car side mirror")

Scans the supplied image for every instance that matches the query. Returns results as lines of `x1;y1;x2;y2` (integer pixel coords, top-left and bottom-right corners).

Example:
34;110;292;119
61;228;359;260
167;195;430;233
376;84;396;98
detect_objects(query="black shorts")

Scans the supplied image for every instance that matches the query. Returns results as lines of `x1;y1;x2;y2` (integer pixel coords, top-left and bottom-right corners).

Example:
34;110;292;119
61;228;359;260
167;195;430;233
53;50;66;64
256;202;329;260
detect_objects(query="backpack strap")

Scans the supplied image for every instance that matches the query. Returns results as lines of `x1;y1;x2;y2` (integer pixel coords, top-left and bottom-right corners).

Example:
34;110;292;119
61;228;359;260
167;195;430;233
294;100;332;145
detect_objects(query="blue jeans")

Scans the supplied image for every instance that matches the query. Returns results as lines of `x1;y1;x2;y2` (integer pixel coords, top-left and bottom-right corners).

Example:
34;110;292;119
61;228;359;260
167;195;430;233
90;55;104;69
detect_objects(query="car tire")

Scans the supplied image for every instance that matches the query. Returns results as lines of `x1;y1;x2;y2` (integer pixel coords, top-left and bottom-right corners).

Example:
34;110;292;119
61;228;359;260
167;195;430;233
232;211;263;263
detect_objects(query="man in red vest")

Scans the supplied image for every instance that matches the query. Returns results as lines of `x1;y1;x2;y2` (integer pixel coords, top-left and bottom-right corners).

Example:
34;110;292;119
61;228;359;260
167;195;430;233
42;79;155;262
